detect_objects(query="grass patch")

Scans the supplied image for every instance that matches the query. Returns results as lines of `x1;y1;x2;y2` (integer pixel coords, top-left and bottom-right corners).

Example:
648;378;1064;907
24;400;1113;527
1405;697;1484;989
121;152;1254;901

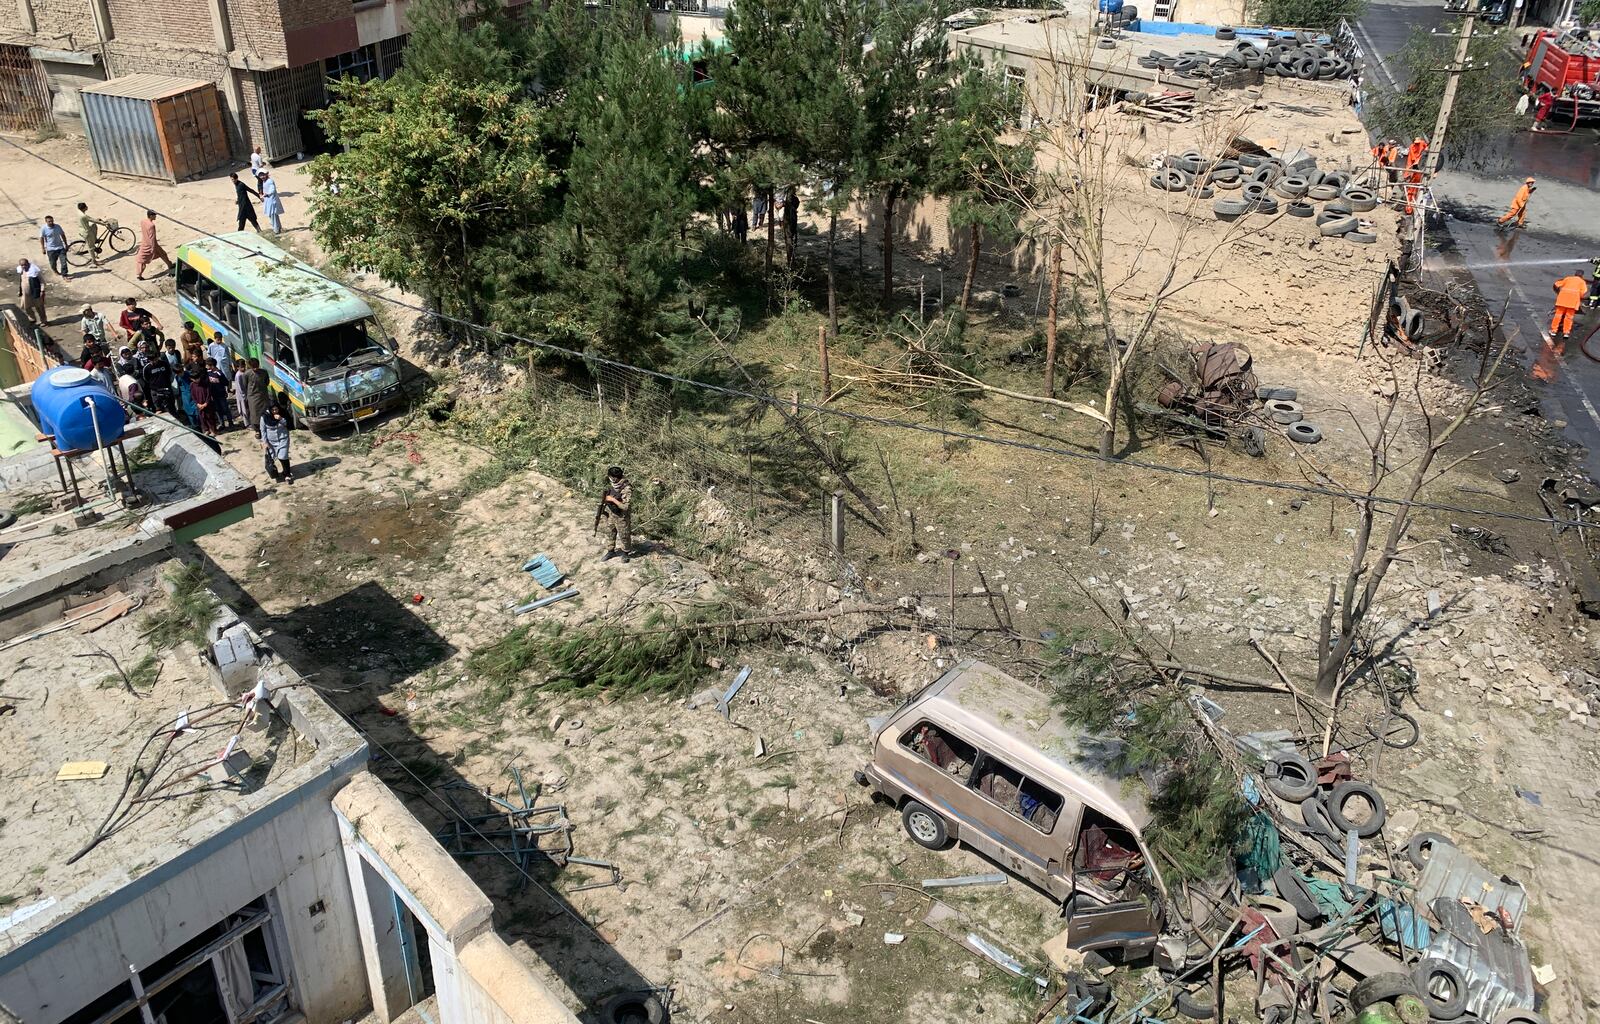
138;563;218;650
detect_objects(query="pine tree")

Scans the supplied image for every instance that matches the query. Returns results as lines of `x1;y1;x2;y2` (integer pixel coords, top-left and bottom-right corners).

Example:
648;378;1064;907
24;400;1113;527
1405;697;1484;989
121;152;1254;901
931;61;1033;312
546;14;698;355
859;0;960;309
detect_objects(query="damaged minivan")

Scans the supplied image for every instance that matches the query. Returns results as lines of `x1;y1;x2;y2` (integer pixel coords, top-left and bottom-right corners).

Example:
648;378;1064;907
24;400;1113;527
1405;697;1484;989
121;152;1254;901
856;660;1182;960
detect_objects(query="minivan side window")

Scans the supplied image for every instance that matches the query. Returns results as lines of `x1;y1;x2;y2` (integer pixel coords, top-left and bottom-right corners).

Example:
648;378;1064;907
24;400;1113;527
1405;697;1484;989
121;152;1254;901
972;754;1064;833
1075;807;1144;890
900;721;976;782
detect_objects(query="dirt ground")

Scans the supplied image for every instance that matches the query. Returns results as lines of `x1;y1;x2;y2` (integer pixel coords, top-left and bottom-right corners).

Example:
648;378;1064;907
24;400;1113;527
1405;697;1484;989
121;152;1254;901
4;128;1600;1022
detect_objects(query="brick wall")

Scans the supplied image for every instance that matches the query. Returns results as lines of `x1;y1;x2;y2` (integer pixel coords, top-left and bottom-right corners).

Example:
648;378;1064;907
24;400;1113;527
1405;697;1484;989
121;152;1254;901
276;0;350;35
105;40;229;80
20;0;98;48
104;0;215;47
226;0;288;64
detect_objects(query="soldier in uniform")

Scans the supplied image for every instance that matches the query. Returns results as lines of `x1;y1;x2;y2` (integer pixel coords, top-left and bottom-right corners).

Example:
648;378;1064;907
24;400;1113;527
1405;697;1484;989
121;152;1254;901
600;465;633;561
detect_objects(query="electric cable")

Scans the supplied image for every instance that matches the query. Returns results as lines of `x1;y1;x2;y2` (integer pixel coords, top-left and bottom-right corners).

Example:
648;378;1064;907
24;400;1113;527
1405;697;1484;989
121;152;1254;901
6;135;1594;531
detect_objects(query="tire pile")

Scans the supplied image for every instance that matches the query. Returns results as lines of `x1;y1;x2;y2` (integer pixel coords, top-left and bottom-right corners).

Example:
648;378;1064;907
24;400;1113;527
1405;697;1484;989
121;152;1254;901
1149;149;1382;244
1137;32;1354;81
1256;385;1322;444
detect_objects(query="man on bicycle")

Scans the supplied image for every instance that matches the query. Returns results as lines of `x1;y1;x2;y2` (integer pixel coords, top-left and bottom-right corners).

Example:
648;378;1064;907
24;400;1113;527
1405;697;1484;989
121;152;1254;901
76;202;106;266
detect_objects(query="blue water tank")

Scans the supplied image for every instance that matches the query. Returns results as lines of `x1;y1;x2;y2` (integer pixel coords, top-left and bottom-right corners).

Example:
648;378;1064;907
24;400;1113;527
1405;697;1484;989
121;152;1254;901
29;366;127;452
1098;0;1125;11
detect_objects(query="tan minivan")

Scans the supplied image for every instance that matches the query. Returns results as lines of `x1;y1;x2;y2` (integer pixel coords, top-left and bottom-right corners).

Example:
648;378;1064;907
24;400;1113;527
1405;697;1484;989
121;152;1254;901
856;660;1170;958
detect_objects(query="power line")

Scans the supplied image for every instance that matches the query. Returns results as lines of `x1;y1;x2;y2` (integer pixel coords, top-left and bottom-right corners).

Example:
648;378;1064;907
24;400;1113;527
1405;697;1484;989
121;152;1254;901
7;135;1589;532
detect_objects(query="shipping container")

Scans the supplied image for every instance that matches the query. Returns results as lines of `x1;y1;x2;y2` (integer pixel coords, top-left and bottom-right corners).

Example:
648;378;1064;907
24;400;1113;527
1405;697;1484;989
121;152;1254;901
80;75;231;183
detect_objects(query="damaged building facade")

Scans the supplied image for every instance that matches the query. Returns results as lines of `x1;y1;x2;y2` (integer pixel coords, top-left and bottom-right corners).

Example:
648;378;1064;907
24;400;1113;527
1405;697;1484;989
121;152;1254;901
0;423;576;1024
0;0;411;158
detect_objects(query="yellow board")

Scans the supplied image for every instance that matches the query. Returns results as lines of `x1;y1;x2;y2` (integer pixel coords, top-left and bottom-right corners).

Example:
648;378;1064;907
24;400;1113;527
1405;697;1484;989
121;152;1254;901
56;760;110;781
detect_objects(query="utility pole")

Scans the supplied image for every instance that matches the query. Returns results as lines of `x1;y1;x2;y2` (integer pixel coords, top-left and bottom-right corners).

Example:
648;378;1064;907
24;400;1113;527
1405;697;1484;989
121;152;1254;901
1426;6;1478;178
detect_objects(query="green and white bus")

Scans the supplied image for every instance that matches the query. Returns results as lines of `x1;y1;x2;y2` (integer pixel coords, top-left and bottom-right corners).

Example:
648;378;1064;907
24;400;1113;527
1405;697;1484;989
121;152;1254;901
174;232;402;431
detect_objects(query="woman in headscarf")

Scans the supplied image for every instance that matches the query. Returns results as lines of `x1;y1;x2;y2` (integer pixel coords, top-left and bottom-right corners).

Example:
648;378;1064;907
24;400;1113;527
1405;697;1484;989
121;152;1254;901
188;361;218;435
177;360;201;428
260;401;292;483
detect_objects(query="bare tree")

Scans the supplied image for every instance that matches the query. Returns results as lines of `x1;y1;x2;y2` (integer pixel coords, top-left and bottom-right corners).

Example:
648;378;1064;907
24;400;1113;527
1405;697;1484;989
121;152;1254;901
1314;316;1510;700
978;28;1272;453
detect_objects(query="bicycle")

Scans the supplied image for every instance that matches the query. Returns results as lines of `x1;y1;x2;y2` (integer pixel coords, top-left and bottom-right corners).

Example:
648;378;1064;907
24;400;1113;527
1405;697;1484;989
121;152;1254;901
65;219;136;267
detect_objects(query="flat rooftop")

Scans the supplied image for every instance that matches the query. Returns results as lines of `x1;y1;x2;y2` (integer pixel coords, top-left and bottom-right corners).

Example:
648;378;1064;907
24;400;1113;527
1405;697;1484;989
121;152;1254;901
0;424;256;617
0;565;365;954
951;5;1343;93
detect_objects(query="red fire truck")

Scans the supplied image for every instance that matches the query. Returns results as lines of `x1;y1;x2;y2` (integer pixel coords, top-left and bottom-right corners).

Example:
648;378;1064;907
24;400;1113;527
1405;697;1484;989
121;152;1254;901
1525;29;1600;128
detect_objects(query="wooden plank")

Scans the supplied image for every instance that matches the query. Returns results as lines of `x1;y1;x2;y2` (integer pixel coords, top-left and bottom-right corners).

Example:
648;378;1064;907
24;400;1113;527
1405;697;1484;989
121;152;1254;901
74;592;138;634
56;760;110;781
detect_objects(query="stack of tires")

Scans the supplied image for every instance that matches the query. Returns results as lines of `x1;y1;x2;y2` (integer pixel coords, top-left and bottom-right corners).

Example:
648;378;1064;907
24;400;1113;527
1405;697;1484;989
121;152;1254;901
1146;149;1382;243
1139;32;1355;80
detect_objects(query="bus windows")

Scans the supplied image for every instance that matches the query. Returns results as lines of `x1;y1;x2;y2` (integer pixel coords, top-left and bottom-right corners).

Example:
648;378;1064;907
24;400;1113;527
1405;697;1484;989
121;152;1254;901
223;299;241;332
260;321;295;368
176;262;199;301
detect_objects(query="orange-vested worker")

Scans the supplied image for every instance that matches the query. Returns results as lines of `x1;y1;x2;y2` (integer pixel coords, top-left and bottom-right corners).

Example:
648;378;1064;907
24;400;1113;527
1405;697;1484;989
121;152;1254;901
1497;177;1536;228
1552;272;1589;339
1404;136;1429;173
1372;138;1400;189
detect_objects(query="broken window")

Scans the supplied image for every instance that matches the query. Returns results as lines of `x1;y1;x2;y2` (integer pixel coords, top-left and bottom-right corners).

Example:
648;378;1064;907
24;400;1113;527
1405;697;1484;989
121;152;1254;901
57;895;293;1024
971;755;1064;833
900;720;976;781
1074;808;1145;894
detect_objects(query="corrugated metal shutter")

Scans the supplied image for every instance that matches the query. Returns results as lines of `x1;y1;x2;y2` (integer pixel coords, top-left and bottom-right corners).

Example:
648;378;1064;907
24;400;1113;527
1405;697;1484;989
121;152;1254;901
82;90;166;179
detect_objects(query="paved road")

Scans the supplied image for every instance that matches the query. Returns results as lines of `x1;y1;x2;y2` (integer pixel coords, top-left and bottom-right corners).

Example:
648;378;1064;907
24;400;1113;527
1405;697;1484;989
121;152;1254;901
1357;0;1600;473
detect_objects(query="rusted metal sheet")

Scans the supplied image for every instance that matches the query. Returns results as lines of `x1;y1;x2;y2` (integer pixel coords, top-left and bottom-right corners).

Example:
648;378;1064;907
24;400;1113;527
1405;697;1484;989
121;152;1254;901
1413;840;1529;927
0;44;53;134
81;75;229;182
1426;898;1537;1021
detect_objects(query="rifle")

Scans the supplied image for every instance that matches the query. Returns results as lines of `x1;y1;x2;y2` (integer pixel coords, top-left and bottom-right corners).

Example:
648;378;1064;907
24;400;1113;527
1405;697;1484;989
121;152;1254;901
593;495;607;535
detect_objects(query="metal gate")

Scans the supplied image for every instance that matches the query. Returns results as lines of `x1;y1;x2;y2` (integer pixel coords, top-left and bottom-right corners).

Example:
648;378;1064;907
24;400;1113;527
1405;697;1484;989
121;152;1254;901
0;45;54;134
254;63;325;161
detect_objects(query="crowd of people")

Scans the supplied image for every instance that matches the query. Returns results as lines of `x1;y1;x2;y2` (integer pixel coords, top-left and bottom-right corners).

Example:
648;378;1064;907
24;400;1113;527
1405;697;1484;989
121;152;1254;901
72;299;292;483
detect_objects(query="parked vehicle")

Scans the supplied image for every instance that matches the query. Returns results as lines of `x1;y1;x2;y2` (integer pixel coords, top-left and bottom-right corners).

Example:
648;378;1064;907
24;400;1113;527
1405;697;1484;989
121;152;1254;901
855;659;1180;960
1524;29;1600;128
173;232;402;431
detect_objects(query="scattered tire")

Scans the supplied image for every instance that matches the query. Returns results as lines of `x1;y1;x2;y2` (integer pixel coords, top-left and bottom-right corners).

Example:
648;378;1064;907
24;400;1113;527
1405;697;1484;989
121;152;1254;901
1346;230;1378;244
1265;750;1317;800
1215;176;1243;190
1173;155;1203;174
1266;399;1304;424
1349;972;1423;1011
1189;185;1216;199
1256;385;1297;401
1239;153;1268;169
1214;197;1248;217
1326;199;1355;215
1097;36;1117;48
1216;26;1235;39
1287;201;1315;217
1123;3;1139;15
1373;709;1420;749
0;509;14;530
1344;187;1379;211
1242;426;1267;457
1274;177;1309;198
1320;215;1358;236
1273;864;1322;923
1242;181;1269;202
1491;1011;1549;1024
1325;781;1386;837
1208;165;1241;183
599;992;667;1024
1304;169;1326;186
901;800;949;849
1286;421;1322;444
1176;989;1217;1020
1301;795;1340;839
1252;196;1280;215
1307;184;1341;201
1406;831;1453;871
1251;895;1303;937
1413;958;1469;1021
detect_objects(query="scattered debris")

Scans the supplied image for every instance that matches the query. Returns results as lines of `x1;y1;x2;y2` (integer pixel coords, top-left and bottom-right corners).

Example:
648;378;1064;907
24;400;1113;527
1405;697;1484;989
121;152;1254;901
56;760;109;781
717;665;752;719
513;588;578;615
1450;523;1510;555
921;872;1008;890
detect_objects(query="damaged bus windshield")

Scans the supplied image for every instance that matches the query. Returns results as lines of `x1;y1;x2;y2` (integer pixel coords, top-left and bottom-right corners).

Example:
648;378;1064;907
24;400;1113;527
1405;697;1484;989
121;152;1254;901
296;320;387;376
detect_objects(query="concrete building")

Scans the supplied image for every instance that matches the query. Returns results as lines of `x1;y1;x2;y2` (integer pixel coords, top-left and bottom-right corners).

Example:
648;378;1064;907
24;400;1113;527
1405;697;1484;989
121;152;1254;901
0;0;412;157
0;422;580;1024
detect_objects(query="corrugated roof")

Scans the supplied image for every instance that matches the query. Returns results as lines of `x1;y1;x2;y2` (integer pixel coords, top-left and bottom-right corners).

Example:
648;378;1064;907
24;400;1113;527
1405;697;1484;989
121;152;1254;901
81;74;212;101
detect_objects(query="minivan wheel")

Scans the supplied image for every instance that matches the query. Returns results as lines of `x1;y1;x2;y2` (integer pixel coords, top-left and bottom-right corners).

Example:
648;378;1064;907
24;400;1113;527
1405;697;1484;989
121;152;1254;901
901;800;949;849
